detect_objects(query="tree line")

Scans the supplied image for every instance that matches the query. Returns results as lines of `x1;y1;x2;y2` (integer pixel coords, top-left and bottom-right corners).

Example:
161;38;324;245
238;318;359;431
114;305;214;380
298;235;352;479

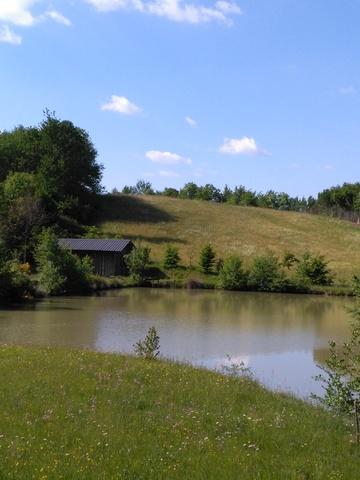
125;243;334;293
118;180;360;221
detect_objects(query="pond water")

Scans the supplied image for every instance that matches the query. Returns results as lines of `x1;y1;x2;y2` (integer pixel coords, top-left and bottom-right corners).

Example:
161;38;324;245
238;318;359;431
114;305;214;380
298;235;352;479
0;288;353;398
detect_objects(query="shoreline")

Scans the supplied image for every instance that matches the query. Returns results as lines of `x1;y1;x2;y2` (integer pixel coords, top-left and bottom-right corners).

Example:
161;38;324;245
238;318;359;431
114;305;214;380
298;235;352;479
1;277;354;307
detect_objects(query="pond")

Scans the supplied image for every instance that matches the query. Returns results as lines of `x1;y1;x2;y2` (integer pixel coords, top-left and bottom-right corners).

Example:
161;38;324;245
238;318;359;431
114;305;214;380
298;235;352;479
0;288;353;398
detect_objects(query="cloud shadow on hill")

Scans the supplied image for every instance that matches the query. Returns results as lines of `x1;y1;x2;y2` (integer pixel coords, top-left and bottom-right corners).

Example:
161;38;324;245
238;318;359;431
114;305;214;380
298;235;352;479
98;194;176;224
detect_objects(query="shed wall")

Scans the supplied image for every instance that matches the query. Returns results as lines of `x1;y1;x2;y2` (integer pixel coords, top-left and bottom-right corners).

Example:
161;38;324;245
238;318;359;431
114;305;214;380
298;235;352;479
75;251;116;276
73;243;134;276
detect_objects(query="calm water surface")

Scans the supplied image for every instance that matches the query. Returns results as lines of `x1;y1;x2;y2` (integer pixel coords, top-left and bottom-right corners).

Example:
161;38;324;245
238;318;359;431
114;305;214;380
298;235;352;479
0;289;353;398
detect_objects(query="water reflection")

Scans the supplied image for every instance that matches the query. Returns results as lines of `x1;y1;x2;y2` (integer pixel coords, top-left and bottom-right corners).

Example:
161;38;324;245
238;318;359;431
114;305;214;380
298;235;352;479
0;289;353;397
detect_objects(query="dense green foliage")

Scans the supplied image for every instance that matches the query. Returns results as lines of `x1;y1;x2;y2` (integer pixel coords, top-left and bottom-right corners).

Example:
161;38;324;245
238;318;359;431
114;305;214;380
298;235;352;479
125;244;151;283
0;258;32;302
0;112;103;263
0;171;46;259
318;183;360;212
199;244;216;274
121;180;154;196
155;243;332;294
295;252;333;286
0;112;103;223
163;244;180;269
0;346;359;479
248;253;286;292
0;238;32;302
0;113;104;301
34;229;93;295
315;290;360;414
218;255;247;290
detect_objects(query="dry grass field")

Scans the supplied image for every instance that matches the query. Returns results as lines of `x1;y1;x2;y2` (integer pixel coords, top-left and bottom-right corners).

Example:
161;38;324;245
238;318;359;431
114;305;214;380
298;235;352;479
98;194;360;280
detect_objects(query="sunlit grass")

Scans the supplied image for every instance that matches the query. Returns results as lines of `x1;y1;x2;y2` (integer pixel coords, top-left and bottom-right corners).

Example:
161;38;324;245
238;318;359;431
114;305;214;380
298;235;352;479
99;195;360;281
0;346;359;479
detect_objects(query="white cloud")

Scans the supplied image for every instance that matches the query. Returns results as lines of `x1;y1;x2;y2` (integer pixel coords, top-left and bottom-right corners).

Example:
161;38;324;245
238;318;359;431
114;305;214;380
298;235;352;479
185;116;197;127
101;95;142;115
45;10;72;26
85;0;242;25
0;0;37;26
146;150;192;165
219;136;268;156
324;164;334;170
0;1;72;46
338;85;357;95
159;170;181;177
0;25;22;44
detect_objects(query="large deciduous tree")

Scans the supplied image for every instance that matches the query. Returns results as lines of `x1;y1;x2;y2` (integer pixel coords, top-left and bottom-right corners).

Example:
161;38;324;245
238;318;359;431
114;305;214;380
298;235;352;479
0;172;46;260
0;112;103;222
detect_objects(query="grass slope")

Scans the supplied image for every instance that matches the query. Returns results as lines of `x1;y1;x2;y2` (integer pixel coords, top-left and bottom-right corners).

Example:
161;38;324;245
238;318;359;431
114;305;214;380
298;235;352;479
99;195;360;280
0;346;359;479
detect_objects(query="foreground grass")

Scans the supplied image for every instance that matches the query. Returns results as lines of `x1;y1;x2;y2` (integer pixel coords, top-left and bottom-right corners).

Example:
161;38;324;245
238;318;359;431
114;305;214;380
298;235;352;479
99;194;360;281
0;347;359;479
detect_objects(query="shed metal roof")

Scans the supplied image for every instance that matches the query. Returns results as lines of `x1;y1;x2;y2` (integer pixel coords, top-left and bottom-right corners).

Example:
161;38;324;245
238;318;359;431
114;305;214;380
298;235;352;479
58;238;133;253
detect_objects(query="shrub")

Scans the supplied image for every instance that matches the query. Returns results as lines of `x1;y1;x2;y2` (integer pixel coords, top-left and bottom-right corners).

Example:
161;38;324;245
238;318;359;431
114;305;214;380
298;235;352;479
59;253;93;294
295;252;333;286
163;245;180;269
134;326;160;360
282;251;299;270
36;260;65;296
34;229;93;295
218;256;247;290
199;244;216;274
215;258;224;274
125;245;150;283
162;187;179;198
314;295;360;416
249;253;285;291
0;259;33;303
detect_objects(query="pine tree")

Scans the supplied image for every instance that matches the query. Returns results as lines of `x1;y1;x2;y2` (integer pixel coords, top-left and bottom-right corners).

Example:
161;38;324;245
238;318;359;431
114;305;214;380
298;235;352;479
199;244;216;274
163;245;180;269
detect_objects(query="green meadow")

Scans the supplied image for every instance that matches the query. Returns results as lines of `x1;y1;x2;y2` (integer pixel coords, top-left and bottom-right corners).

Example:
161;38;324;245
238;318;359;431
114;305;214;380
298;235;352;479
0;346;359;479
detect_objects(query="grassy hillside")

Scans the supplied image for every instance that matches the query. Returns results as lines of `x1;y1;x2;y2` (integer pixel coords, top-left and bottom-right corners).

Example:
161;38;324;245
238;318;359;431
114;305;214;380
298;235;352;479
0;346;359;479
98;194;360;280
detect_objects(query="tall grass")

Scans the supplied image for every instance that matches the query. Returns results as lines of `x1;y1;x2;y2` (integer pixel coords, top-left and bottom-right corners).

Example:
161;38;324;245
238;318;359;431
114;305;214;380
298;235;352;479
0;346;359;479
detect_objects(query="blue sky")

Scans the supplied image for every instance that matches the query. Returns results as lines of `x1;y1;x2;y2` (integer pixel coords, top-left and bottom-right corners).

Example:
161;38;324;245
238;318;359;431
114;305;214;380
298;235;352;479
0;0;359;196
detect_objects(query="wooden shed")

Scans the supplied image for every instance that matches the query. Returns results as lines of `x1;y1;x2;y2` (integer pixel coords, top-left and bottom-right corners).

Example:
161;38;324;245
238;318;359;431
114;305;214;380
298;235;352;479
58;238;135;277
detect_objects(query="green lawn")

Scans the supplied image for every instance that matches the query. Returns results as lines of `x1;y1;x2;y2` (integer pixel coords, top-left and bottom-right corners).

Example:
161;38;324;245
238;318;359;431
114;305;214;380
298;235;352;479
98;194;360;281
0;346;359;479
